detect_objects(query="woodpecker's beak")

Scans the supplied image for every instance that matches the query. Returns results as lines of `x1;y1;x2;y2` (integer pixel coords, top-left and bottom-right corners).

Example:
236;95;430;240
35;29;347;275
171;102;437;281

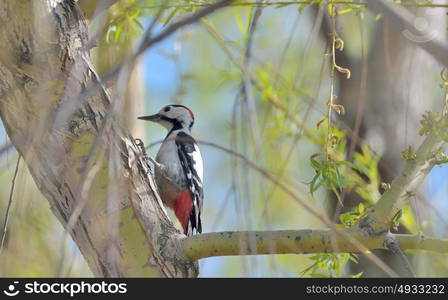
138;114;160;122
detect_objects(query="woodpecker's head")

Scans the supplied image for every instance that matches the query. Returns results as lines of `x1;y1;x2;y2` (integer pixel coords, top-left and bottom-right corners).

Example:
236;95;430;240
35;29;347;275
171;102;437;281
138;104;195;131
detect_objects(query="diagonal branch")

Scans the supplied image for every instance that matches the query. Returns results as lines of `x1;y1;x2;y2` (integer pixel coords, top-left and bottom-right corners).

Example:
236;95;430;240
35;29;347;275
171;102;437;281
359;128;447;234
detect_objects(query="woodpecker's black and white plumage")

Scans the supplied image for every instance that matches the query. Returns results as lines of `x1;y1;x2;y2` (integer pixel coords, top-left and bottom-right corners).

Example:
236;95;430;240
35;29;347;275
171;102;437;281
138;105;203;235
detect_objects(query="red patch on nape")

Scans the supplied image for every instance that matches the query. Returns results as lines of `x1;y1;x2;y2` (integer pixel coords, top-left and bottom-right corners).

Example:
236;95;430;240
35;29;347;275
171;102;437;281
182;106;194;120
172;104;195;120
174;189;193;234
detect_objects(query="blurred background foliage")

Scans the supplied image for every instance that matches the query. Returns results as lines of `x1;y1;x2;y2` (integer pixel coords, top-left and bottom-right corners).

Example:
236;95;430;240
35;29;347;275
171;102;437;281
0;0;448;277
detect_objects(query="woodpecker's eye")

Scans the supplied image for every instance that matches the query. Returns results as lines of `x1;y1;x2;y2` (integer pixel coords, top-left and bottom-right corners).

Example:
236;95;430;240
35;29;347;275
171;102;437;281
163;106;171;112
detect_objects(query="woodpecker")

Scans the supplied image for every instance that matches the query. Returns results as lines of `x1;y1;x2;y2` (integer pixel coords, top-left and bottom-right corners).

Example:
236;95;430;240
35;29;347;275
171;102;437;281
138;105;203;235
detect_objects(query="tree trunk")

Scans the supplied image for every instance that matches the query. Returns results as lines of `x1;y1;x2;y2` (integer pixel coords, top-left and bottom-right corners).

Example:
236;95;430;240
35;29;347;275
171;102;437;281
0;0;196;277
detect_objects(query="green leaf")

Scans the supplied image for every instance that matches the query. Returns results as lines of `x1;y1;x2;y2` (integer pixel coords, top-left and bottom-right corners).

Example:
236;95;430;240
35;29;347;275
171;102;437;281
114;23;123;42
310;158;321;169
337;8;353;15
331;182;342;205
163;7;180;27
358;203;365;214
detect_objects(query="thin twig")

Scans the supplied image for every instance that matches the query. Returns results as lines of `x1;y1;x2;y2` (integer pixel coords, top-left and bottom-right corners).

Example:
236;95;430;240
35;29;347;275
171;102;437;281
240;0;265;274
241;0;263;152
260;40;328;220
0;156;20;254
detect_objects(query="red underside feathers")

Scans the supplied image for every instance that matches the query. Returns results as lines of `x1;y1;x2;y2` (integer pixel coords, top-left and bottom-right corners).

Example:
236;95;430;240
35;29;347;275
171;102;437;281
174;189;193;234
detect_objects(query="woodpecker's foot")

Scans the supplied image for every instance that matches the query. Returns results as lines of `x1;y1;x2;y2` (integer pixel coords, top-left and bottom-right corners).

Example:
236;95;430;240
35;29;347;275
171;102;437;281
134;138;166;175
134;138;153;174
135;138;150;162
135;138;145;151
147;156;165;172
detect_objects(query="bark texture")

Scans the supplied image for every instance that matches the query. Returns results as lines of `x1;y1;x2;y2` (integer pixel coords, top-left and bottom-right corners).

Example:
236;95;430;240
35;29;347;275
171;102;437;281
0;0;196;277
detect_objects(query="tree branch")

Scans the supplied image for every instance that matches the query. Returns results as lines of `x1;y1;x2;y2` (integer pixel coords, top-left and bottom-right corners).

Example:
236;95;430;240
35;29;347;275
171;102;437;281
359;130;446;234
182;230;448;261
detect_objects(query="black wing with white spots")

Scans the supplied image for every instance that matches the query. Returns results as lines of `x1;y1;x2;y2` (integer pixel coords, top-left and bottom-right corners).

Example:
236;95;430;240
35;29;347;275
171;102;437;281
175;131;203;235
